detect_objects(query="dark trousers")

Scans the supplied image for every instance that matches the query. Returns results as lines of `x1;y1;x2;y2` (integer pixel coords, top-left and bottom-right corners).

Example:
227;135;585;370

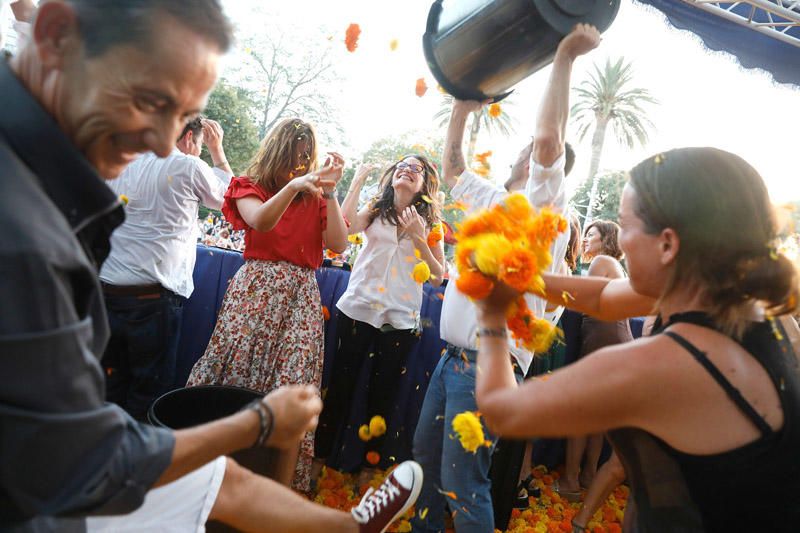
316;313;418;469
101;289;185;420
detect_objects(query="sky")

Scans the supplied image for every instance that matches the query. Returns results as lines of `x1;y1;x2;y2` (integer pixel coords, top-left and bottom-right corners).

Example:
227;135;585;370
221;0;799;203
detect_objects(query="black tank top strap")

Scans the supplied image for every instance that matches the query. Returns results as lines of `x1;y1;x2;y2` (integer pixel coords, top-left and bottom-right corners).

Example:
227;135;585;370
663;330;774;437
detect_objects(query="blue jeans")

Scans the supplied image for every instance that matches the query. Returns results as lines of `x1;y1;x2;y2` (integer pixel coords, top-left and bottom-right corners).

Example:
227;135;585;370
101;290;184;420
411;345;522;533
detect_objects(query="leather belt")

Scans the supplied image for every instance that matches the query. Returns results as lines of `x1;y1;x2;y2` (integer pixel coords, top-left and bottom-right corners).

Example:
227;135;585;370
101;282;164;298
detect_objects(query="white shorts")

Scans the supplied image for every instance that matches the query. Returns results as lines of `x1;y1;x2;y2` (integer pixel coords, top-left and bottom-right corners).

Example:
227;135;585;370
86;456;227;533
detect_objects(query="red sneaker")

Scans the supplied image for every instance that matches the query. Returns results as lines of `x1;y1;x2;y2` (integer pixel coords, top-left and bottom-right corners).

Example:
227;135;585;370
351;461;423;533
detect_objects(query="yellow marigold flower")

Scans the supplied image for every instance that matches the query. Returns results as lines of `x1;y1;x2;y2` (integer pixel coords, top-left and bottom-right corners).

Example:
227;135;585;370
358;424;371;441
119;194;129;205
348;233;364;245
473;234;512;276
488;103;502;118
368;415;386;438
452;411;486;453
412;261;431;284
397;520;412;532
503;193;532;220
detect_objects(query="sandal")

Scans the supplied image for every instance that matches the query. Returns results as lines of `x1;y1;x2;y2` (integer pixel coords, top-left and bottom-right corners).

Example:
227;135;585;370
552;479;582;503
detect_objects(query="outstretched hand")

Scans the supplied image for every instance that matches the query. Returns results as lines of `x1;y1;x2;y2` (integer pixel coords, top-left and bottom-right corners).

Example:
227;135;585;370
314;152;346;193
398;205;426;241
558;23;601;61
290;174;335;197
262;385;322;450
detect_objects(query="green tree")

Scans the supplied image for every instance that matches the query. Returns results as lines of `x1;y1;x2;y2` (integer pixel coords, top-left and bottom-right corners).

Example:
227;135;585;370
434;95;515;160
571;170;627;224
200;81;260;175
571;57;657;226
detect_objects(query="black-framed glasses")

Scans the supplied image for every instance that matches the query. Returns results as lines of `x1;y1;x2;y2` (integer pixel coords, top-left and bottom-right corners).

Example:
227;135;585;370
397;161;424;173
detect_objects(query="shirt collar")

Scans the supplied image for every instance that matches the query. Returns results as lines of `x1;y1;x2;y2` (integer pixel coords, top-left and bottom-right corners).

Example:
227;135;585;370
0;57;123;234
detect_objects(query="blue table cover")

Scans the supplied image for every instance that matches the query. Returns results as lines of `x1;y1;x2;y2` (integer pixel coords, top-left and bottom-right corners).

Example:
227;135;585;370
177;245;644;470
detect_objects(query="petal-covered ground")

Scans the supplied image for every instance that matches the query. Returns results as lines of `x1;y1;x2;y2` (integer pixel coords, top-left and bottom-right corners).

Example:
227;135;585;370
310;464;629;532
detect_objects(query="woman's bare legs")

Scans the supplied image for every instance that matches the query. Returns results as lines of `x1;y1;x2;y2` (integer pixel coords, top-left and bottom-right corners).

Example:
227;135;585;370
572;453;625;530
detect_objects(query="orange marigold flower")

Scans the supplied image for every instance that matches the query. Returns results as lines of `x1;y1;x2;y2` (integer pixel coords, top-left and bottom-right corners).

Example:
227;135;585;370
427;223;444;247
456;270;495;300
365;451;380;465
322;305;330;320
358;424;371;441
499;249;538;292
488;103;502;118
345;23;361;52
415;78;428;97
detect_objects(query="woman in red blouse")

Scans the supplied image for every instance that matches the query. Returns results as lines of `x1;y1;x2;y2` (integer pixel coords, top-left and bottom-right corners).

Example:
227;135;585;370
188;118;348;492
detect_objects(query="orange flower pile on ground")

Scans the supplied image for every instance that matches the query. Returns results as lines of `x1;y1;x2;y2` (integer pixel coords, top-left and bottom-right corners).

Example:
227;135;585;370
455;193;566;353
310;464;628;533
345;23;361;52
312;466;415;532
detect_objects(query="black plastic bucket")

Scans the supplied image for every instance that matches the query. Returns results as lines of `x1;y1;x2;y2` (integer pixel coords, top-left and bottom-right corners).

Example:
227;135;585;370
149;386;288;530
423;0;620;101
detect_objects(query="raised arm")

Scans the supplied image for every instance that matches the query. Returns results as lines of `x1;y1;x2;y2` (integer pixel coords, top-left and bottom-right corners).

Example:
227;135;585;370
532;24;600;168
442;99;485;189
341;163;378;234
202;119;234;177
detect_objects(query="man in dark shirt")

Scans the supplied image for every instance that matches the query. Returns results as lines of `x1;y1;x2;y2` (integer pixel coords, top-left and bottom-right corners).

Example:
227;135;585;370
0;1;421;531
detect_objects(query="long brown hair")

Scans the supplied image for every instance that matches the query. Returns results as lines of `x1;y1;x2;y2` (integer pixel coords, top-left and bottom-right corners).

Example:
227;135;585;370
629;147;798;337
368;155;442;228
246;118;318;194
565;212;582;272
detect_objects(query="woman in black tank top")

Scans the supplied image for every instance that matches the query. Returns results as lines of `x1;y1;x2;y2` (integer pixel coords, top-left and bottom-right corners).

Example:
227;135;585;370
472;147;800;532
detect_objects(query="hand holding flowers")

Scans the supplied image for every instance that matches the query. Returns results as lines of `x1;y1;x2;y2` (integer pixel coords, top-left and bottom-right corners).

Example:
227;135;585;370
455;193;566;352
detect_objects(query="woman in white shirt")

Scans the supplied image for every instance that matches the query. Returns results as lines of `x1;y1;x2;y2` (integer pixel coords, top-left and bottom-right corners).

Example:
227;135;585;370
315;155;445;481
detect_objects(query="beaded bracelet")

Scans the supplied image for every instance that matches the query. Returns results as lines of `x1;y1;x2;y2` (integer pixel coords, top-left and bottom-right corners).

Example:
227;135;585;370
477;327;508;338
243;399;274;447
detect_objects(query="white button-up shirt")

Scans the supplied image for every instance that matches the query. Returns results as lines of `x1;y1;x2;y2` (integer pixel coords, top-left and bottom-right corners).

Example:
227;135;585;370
440;152;570;375
100;149;233;298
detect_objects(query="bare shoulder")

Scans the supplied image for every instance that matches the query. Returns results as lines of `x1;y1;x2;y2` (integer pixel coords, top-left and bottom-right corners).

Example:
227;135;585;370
587;255;623;277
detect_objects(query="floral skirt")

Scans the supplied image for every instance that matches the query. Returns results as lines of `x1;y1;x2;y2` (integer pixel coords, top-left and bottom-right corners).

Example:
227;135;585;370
187;259;324;491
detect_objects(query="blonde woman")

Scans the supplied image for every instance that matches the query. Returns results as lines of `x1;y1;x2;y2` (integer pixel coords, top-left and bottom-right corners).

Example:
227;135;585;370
188;118;348;492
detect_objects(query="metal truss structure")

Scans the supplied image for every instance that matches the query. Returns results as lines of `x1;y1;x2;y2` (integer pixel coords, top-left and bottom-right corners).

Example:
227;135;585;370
682;0;800;46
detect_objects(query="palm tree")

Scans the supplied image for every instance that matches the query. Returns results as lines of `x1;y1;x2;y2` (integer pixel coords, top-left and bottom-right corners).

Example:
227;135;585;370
571;57;658;226
434;95;515;161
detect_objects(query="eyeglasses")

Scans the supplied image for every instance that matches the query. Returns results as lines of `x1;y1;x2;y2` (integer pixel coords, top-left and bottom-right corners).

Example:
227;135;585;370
397;161;424;173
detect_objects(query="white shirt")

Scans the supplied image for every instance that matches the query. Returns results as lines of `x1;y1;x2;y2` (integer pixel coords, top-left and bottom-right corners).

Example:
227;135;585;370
337;217;423;330
100;149;233;298
439;152;570;375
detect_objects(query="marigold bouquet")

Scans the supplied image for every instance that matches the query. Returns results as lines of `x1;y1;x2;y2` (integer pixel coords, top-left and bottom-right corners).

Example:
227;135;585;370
454;193;566;353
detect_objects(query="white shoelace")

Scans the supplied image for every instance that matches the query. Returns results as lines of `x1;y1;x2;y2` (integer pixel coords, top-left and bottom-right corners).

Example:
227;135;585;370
351;479;402;523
